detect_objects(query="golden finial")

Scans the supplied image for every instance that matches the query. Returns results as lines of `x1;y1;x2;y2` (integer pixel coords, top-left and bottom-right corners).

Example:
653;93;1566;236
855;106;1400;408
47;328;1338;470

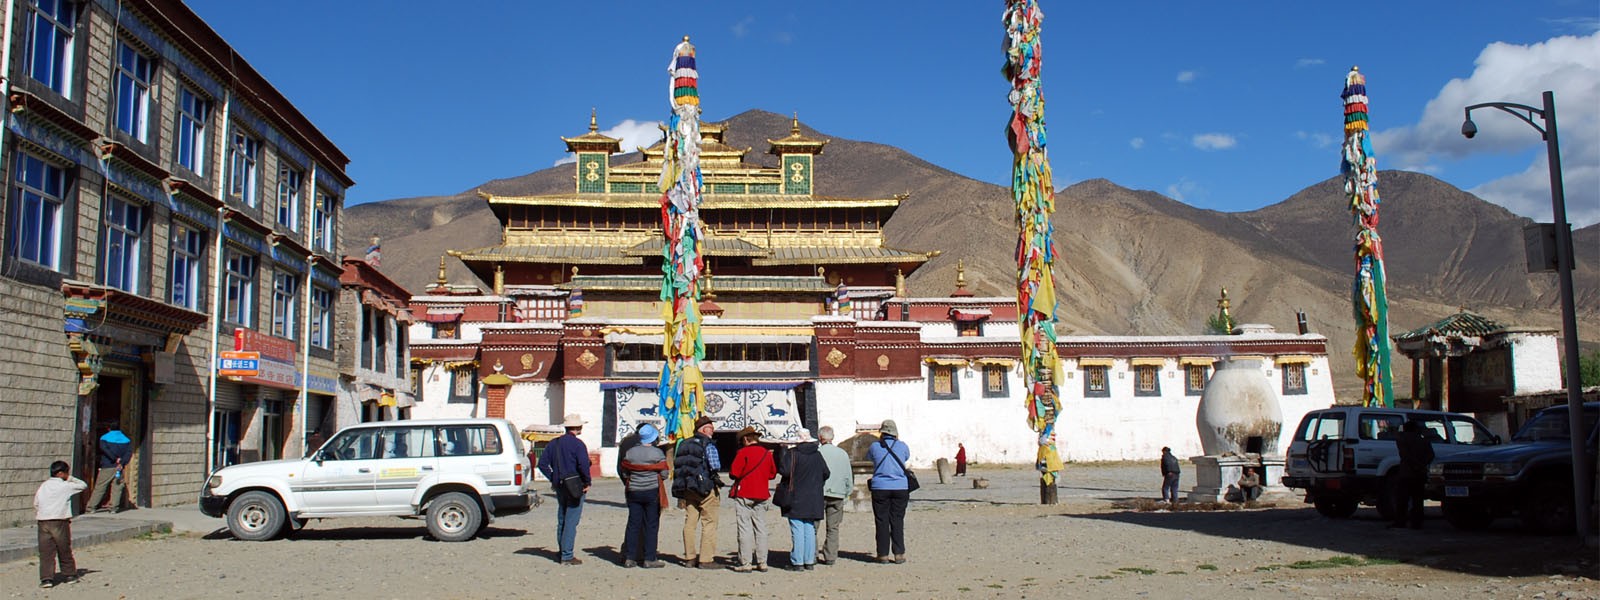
436;255;448;287
683;35;690;42
1217;287;1230;311
571;265;580;280
1350;65;1359;72
817;266;826;277
895;268;907;297
493;263;505;295
956;259;967;290
588;108;598;133
703;263;716;299
791;113;801;136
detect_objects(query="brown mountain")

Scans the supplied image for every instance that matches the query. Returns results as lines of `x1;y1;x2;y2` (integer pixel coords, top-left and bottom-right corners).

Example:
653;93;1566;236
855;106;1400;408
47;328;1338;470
345;109;1598;397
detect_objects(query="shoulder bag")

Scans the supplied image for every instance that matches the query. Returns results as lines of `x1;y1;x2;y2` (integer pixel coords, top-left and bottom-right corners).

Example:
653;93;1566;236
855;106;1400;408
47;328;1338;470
552;438;586;498
877;438;920;493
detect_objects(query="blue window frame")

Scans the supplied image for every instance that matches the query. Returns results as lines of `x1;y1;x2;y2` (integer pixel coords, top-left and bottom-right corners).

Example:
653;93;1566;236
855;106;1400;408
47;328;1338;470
12;152;68;270
224;249;256;326
169;222;204;310
176;88;209;175
113;41;154;141
24;0;76;97
99;197;144;292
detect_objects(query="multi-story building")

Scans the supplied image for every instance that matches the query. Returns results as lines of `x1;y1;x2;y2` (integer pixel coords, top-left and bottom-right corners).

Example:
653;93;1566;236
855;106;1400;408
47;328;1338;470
334;254;413;434
406;115;1335;471
0;0;351;525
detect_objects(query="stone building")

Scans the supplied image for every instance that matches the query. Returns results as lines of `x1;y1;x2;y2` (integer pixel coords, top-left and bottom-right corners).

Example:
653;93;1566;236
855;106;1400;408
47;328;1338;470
0;0;350;525
333;255;413;433
405;114;1335;472
1393;310;1562;436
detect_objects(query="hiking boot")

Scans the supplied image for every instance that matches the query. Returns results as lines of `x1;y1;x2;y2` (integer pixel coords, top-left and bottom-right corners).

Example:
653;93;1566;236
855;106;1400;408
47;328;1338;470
893;555;907;564
730;563;754;573
698;559;721;570
623;559;638;568
682;558;699;568
641;560;666;569
876;555;894;564
753;562;769;572
560;558;583;566
40;580;55;589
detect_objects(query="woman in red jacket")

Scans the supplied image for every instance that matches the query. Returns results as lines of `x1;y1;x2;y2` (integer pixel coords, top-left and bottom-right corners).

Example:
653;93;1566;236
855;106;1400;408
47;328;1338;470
727;427;776;572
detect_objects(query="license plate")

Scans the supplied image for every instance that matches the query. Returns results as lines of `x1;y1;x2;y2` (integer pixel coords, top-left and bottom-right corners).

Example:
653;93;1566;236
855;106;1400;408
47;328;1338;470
1445;486;1469;498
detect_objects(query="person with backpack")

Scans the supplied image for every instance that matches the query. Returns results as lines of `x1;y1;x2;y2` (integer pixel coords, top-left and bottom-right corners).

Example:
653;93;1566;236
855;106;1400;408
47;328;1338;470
672;416;725;569
777;430;829;571
867;419;912;564
727;426;776;572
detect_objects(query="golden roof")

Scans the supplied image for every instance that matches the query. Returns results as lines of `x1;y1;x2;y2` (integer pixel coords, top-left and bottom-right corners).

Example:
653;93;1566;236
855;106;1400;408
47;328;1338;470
752;246;933;266
560;109;622;153
767;114;827;154
480;191;905;209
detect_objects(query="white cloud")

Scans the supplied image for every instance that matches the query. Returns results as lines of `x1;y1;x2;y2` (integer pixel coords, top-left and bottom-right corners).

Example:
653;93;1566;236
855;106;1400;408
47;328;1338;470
1176;71;1197;84
1191;133;1237;150
553;119;665;166
1296;58;1326;69
731;16;755;38
773;31;794;44
1166;178;1201;203
1543;16;1599;35
1296;130;1336;149
1129;137;1145;150
1372;32;1599;225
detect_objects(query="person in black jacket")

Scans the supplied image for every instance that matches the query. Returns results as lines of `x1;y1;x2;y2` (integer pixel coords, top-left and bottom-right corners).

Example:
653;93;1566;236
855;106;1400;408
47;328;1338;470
1390;421;1435;529
86;424;132;513
1159;447;1181;504
537;414;591;565
673;416;724;569
776;430;829;571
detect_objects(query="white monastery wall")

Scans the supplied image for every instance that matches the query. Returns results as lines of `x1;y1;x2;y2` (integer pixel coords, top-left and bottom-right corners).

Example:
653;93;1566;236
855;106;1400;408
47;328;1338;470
1508;332;1562;394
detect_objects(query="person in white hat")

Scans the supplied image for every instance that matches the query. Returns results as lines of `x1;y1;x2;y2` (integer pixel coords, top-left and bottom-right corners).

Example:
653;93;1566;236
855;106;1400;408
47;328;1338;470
537;413;591;565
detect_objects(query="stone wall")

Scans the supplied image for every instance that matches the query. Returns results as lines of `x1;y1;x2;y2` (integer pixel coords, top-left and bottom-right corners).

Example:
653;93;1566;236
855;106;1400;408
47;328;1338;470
0;285;78;526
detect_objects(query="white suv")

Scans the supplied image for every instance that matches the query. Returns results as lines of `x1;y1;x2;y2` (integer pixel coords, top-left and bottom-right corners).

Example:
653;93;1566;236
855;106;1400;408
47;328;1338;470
1283;406;1498;518
200;418;536;542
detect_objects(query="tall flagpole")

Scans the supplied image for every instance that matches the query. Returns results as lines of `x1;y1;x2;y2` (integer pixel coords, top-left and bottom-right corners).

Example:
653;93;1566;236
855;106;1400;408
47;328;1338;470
657;37;708;440
1004;0;1063;503
1340;66;1394;407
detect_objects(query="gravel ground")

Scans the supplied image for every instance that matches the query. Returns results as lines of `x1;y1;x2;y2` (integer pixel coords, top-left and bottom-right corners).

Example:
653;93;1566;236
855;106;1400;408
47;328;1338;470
2;463;1594;599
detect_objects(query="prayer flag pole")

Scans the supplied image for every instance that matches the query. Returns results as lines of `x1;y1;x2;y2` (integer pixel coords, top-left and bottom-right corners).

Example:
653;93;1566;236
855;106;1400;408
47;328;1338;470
657;36;708;440
1004;0;1063;504
1340;66;1394;407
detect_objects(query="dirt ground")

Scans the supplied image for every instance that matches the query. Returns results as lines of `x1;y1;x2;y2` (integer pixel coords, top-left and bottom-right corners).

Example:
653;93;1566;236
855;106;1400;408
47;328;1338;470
2;463;1595;599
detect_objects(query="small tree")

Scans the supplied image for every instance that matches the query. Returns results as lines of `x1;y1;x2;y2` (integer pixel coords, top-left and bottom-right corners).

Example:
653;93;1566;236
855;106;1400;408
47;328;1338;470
1580;349;1600;388
1204;313;1234;335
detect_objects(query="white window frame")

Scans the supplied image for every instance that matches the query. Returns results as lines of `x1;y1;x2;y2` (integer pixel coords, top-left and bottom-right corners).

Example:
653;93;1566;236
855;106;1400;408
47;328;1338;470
99;196;144;292
11;151;68;270
223;249;256;326
310;286;333;349
113;40;153;142
176;87;209;176
277;166;301;231
227;131;260;206
272;271;299;339
169;221;204;310
312;190;334;252
23;0;76;98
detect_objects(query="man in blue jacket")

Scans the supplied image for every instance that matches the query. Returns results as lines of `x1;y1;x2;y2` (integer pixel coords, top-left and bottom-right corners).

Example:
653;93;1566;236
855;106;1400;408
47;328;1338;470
537;413;591;565
86;425;132;513
867;419;911;564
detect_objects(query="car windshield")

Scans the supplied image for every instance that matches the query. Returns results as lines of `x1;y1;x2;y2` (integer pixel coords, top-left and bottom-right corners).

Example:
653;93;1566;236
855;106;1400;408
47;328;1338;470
1513;408;1599;443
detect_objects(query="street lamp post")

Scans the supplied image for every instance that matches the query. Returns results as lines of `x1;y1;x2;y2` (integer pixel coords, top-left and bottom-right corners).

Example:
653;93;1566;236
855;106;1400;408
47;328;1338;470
1462;91;1591;543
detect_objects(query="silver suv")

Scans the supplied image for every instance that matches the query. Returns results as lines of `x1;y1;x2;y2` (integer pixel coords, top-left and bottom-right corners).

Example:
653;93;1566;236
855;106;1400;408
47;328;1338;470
200;418;536;542
1283;406;1498;518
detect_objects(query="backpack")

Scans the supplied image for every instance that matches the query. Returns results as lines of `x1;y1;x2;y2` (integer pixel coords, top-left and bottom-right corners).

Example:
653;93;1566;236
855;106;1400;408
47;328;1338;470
671;437;715;499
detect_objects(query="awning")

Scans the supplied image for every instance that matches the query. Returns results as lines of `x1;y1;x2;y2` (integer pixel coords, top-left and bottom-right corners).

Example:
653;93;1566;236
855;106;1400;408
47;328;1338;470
605;332;814;345
599;381;807;391
1274;354;1315;365
1129;357;1167;367
1179;357;1217;366
950;308;993;322
1075;357;1115;367
423;311;463;323
973;357;1017;367
923;356;971;366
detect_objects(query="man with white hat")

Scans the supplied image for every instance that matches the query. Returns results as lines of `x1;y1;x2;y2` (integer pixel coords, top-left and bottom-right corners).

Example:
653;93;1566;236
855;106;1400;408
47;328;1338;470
537;413;591;565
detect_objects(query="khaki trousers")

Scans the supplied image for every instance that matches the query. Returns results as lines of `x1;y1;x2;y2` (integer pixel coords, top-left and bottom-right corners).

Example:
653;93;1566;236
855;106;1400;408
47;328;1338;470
680;490;720;562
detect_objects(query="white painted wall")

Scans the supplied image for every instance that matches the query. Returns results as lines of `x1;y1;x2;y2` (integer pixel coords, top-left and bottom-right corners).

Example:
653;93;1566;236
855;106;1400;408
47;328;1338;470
408;363;481;420
1508;332;1562;394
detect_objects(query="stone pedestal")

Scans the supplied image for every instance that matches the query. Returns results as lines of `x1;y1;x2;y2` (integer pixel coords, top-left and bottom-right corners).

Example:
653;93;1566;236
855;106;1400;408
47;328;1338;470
1187;454;1290;502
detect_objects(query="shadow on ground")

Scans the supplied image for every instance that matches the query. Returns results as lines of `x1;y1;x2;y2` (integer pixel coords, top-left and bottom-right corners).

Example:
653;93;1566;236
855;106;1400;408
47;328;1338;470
1070;506;1598;579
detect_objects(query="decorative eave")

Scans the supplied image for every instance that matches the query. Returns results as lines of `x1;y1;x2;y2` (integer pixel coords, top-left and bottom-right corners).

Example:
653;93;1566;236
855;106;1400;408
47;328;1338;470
559;274;835;294
340;256;413;301
1393;311;1506;342
767;115;828;155
270;232;312;260
751;245;935;266
8;90;98;141
61;280;208;333
223;209;273;237
480;191;904;209
560;109;623;154
99;141;170;182
164;177;223;208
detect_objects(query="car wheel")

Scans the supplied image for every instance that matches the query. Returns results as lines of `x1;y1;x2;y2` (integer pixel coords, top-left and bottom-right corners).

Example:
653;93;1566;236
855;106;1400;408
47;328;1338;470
1313;494;1359;518
1441;499;1494;531
426;492;483;543
1519;480;1576;534
226;491;286;541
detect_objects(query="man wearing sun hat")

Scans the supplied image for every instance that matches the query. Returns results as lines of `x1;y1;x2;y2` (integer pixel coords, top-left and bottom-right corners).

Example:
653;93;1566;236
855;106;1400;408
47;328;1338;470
672;415;725;568
538;413;591;565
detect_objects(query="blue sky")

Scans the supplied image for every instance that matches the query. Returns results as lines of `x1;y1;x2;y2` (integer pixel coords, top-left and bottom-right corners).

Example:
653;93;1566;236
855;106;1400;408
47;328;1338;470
184;1;1599;226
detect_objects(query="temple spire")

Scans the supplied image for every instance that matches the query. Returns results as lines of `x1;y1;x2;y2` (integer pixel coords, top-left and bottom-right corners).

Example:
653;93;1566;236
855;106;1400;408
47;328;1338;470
436;255;448;287
588;107;598;133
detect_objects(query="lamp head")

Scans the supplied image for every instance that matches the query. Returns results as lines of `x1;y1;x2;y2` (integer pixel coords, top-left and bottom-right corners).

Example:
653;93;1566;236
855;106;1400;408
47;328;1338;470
1461;117;1478;139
